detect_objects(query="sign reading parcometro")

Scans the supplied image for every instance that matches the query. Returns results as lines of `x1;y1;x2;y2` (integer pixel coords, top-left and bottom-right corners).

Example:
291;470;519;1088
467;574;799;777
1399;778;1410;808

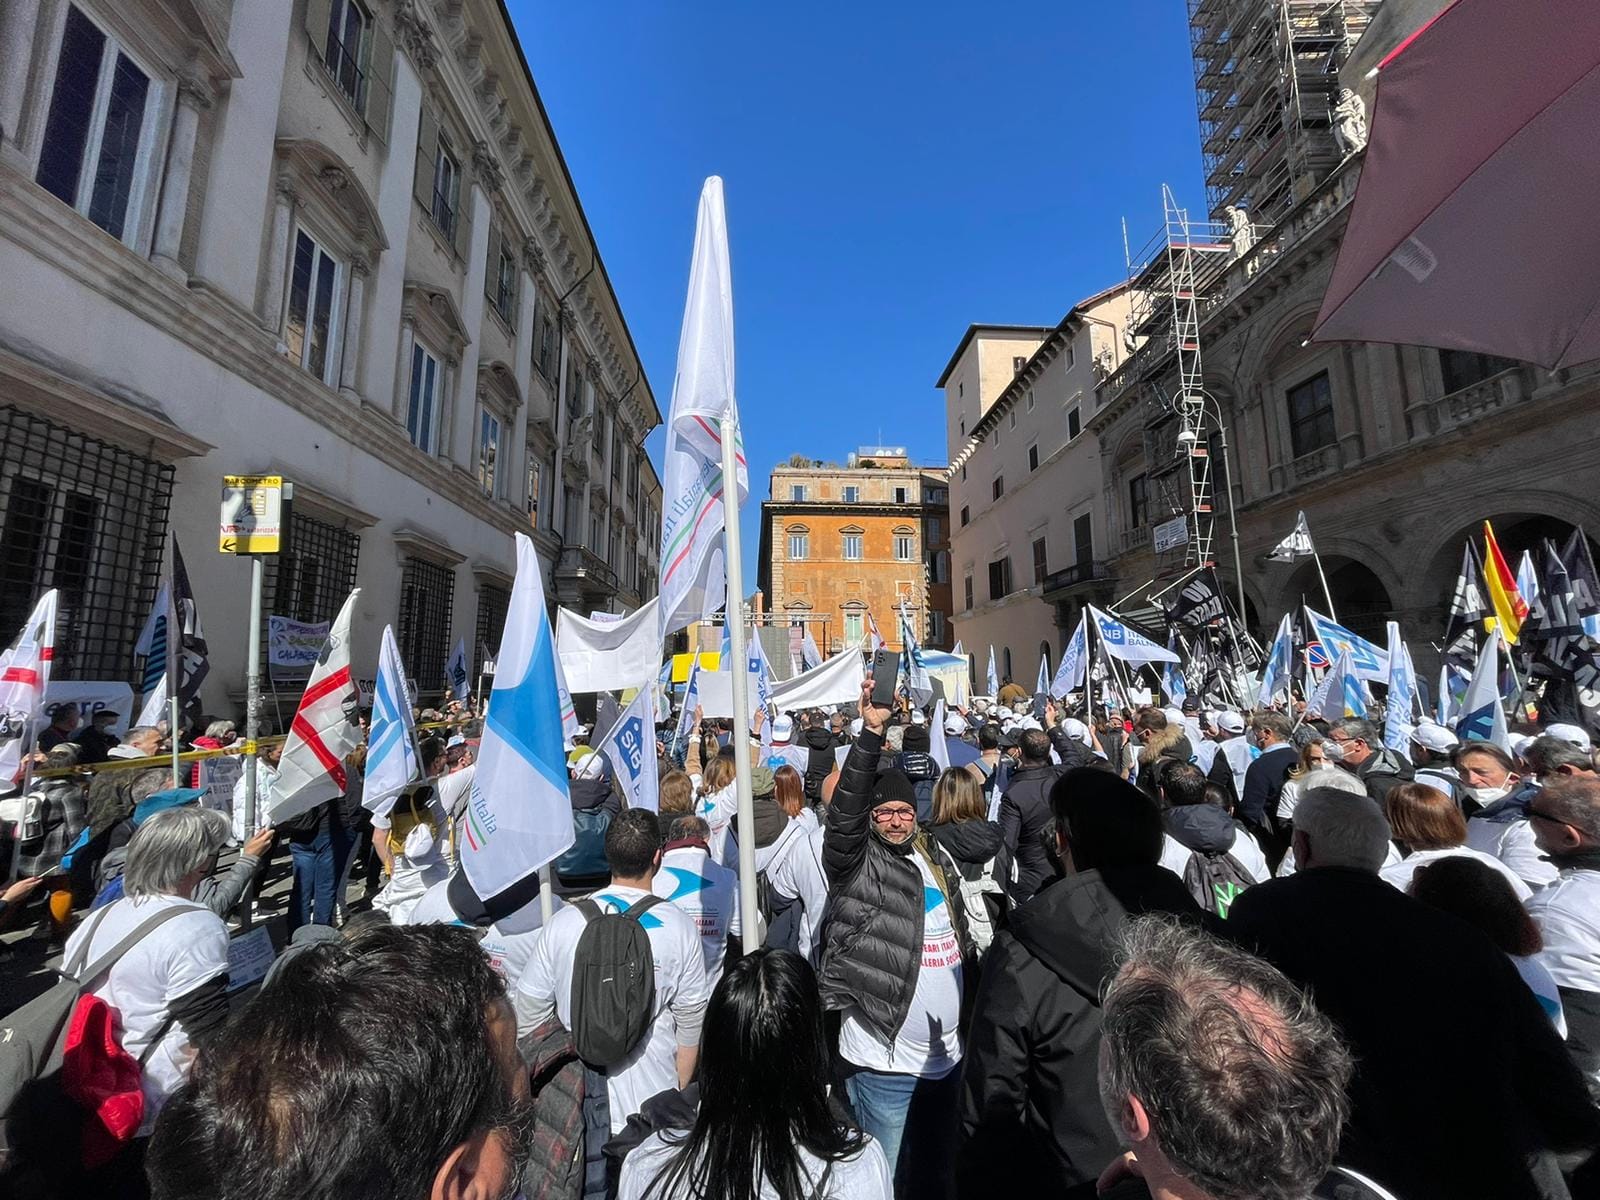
220;475;283;554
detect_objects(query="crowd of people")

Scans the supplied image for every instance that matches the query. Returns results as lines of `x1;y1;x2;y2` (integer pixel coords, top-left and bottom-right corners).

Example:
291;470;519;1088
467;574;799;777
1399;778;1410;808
4;678;1600;1200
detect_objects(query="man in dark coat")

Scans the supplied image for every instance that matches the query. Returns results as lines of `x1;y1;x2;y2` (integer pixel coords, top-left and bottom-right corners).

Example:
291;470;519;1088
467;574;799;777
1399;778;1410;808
957;769;1199;1198
1326;716;1413;804
1227;786;1600;1200
997;704;1095;903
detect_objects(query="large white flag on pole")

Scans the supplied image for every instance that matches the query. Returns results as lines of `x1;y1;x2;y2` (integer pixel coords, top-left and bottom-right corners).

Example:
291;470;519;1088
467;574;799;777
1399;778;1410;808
929;699;952;771
269;591;362;822
364;624;422;815
1050;612;1089;695
1455;630;1510;752
0;590;58;783
1088;606;1182;664
463;533;575;897
1382;621;1419;752
658;177;748;640
595;685;660;812
557;599;663;692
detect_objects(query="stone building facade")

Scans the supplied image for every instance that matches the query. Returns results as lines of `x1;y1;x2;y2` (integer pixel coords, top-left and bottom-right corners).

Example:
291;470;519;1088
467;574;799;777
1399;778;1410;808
756;449;952;657
0;0;660;710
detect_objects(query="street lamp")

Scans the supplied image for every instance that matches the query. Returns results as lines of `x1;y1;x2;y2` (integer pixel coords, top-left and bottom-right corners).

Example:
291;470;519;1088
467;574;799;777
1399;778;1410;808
1177;392;1249;631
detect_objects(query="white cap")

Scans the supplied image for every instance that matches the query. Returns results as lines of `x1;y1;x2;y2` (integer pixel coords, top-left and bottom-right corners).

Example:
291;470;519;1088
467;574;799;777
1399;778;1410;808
577;752;607;779
1162;707;1186;727
771;714;794;742
944;713;967;734
850;717;864;736
1217;711;1245;735
1546;722;1592;750
1062;717;1092;746
1509;732;1536;757
910;710;927;726
1411;722;1459;754
1019;716;1043;732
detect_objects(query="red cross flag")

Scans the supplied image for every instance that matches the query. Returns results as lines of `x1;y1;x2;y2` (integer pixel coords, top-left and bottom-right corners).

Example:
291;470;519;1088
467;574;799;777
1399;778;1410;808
269;589;361;823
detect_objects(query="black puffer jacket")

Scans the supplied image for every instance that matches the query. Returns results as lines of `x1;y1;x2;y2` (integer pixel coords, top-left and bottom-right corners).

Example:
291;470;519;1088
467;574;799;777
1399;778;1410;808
929;818;1004;883
800;726;838;802
957;865;1200;1198
819;730;974;1043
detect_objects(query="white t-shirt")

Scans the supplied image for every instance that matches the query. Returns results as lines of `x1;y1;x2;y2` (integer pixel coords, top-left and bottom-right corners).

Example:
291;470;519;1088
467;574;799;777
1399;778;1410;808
619;1129;892;1200
62;894;230;1135
515;884;710;1133
765;743;810;774
373;789;453;922
1377;845;1534;901
838;852;963;1079
437;763;476;821
698;784;738;865
407;875;557;990
768;822;829;963
653;846;740;988
1159;826;1270;883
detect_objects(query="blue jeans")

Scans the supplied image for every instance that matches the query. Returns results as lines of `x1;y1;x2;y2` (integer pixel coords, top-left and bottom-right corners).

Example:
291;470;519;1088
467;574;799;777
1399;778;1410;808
845;1065;960;1200
288;814;352;931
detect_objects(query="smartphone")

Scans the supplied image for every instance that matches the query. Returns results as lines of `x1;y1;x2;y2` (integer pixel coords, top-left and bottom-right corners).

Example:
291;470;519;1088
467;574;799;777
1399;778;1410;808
870;650;900;708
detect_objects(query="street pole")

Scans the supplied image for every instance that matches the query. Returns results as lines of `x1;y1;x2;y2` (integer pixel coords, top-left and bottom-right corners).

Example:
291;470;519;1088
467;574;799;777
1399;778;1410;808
1215;420;1249;631
240;553;263;929
722;419;759;955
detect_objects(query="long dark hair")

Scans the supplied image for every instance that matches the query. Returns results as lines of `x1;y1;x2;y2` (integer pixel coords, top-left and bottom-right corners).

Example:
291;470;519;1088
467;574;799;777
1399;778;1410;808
646;950;865;1200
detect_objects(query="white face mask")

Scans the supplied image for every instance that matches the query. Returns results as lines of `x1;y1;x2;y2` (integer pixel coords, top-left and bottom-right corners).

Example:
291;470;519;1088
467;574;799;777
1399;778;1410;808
1322;740;1346;764
1464;782;1514;805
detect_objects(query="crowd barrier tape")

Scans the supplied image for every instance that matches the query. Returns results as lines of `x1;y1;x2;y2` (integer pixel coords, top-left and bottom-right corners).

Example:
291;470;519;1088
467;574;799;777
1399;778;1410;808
24;719;475;781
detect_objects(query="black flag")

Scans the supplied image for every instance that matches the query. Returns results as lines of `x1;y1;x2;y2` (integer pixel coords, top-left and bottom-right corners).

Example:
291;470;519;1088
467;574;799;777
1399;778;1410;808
1442;542;1487;671
1166;569;1227;629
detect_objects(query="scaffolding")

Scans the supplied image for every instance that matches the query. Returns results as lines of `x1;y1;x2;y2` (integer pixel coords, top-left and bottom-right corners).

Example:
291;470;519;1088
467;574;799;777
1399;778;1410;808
1124;185;1234;580
1189;0;1379;225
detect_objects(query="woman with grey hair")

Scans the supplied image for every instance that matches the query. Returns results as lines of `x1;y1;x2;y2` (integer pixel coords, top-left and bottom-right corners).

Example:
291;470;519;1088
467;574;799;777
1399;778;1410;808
59;805;232;1154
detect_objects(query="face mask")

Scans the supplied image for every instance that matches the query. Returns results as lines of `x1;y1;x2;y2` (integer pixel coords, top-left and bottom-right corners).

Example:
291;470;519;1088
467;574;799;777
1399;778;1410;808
1322;740;1346;764
1464;783;1513;805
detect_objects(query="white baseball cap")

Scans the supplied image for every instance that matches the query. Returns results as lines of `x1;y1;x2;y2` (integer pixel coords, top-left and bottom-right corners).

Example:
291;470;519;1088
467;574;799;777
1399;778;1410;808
1411;722;1459;754
1509;732;1536;757
576;751;607;779
1217;711;1245;735
1546;722;1592;750
771;714;794;742
1062;717;1092;746
850;717;864;737
1162;707;1186;727
910;710;927;726
944;713;967;735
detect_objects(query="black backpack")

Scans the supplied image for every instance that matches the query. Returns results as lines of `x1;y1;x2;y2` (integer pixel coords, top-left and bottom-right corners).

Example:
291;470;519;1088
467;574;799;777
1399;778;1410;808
1182;850;1254;919
568;895;664;1068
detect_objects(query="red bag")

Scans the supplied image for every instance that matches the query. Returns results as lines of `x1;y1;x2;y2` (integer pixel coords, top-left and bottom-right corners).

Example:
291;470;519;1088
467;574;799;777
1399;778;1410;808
60;994;146;1168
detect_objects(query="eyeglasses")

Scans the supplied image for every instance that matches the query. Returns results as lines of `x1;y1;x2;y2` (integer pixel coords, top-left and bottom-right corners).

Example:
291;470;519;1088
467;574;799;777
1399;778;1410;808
872;806;917;824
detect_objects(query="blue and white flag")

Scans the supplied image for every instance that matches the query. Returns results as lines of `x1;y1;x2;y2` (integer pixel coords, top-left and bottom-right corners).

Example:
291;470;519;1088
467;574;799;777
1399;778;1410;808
1306;648;1366;722
1162;660;1188;706
363;624;421;814
1304;607;1389;682
444;637;470;703
1035;652;1050;696
1382;621;1418;752
899;601;933;705
1050;612;1089;695
463;533;575;897
1455;631;1510;752
746;627;775;714
596;685;660;812
1516;550;1540;615
1088;606;1181;665
1257;613;1294;706
986;645;1000;697
674;660;702;746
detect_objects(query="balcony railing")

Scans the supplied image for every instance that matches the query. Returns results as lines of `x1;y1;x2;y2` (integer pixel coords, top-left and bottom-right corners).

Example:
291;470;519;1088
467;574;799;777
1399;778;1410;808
1041;560;1116;594
1119;526;1151;552
555;545;617;594
1405;367;1534;440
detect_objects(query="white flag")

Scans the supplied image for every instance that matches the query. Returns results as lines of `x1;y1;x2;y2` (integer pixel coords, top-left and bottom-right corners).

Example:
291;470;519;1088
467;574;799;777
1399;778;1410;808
986;645;1000;697
1089;606;1181;664
364;624;421;815
1050;612;1089;695
1305;648;1366;722
866;609;886;652
800;627;824;672
1256;613;1294;706
1455;631;1510;752
444;637;470;702
463;533;575;896
1035;653;1050;696
595;685;660;812
658;177;748;640
557;599;662;693
270;590;362;823
1269;510;1315;562
135;673;168;729
0;590;58;782
930;699;952;772
769;647;866;712
1382;621;1418;753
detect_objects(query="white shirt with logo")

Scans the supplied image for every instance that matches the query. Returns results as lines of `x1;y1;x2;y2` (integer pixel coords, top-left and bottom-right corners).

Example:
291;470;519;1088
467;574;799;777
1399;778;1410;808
515;884;710;1133
652;846;740;988
838;852;963;1079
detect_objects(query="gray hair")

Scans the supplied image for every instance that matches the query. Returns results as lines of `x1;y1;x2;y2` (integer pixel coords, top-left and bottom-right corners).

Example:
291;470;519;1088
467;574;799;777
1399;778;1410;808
667;813;710;842
1101;916;1353;1200
123;725;162;749
1327;716;1380;745
1297;767;1366;798
1523;736;1594;778
124;806;231;899
884;726;905;752
205;719;237;740
45;742;81;766
1536;776;1600;842
1292;725;1325;752
1293;787;1391;871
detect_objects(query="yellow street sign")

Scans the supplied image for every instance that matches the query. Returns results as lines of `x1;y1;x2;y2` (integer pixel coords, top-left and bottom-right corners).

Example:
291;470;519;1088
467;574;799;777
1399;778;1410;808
220;475;283;554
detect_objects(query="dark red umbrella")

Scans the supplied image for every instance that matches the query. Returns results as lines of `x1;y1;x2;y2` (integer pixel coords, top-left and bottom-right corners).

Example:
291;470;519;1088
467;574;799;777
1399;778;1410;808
1312;0;1600;369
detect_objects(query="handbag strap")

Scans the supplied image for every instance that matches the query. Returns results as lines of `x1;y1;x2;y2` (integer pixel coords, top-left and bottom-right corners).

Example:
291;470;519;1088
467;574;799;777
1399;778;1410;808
71;902;199;987
60;904;116;978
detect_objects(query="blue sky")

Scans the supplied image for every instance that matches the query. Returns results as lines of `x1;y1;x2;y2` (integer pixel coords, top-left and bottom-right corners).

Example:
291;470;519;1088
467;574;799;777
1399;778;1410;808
508;1;1208;590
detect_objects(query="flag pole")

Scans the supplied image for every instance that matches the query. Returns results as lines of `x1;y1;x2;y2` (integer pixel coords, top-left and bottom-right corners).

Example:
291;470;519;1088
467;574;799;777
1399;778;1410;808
1303;517;1338;621
167;531;182;786
240;553;264;930
721;417;759;956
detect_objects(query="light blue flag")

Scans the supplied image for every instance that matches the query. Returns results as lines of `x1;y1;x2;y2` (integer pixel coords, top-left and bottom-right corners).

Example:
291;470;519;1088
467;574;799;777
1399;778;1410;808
1455;632;1510;751
1035;653;1050;696
1088;606;1181;665
899;601;933;704
1050;612;1089;695
1382;621;1418;752
597;685;659;812
1305;607;1389;682
675;661;702;746
986;645;1000;697
1306;648;1366;721
745;626;775;714
363;624;421;815
1257;614;1294;706
463;532;575;896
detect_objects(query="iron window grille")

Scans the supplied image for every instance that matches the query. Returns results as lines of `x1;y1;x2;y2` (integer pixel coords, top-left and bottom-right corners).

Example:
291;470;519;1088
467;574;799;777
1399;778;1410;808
475;583;510;677
0;405;171;681
398;556;455;688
